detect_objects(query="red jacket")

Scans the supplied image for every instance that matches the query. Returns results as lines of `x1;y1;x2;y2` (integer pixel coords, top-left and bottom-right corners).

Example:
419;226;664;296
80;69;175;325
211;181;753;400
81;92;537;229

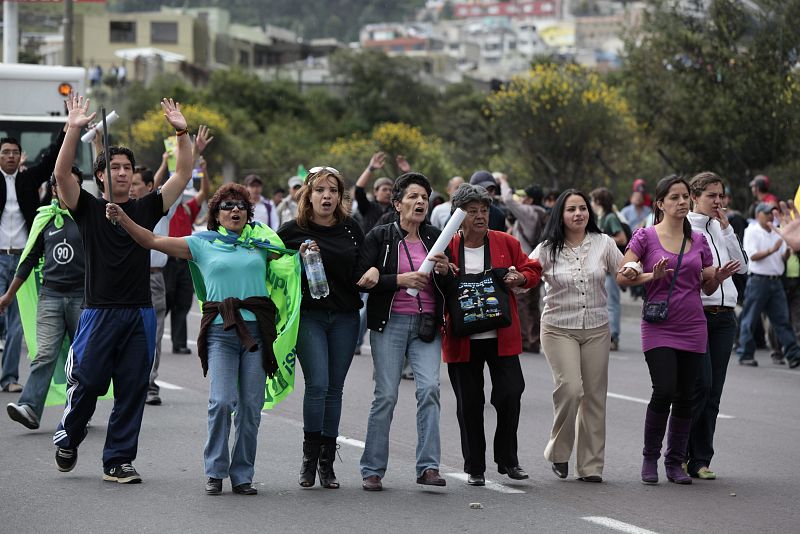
441;230;542;363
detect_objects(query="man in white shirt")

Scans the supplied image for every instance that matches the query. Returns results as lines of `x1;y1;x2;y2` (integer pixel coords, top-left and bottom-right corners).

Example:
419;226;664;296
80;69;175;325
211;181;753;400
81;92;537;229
430;176;464;230
737;203;800;368
277;176;303;227
0;131;65;392
244;174;279;230
130;166;179;405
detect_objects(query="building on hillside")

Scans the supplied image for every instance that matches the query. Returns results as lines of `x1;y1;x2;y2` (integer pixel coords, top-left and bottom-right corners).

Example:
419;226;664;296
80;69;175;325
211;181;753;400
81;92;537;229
452;1;563;20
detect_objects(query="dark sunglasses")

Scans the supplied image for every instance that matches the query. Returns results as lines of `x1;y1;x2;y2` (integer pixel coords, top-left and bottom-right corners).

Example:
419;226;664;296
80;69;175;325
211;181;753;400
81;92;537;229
219;200;247;211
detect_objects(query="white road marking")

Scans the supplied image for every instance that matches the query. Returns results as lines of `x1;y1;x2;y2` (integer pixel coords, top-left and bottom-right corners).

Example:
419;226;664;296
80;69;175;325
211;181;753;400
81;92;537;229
583;516;659;534
445;473;526;494
607;392;735;419
155;380;184;390
261;422;525;495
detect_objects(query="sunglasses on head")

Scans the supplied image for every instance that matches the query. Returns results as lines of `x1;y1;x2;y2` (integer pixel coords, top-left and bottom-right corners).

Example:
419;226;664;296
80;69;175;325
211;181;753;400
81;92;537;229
219;200;247;211
308;166;340;176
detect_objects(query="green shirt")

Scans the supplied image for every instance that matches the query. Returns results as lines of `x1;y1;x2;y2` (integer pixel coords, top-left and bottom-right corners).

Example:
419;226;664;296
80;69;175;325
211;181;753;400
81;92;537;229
601;212;624;236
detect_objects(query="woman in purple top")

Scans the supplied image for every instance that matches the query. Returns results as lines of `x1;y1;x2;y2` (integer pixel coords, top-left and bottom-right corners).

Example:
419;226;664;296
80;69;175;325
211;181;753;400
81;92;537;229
617;175;739;486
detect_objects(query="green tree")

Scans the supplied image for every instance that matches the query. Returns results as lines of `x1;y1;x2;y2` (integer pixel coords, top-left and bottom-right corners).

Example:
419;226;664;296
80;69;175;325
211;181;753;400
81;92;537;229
487;63;644;191
622;0;800;197
430;82;495;176
330;49;440;133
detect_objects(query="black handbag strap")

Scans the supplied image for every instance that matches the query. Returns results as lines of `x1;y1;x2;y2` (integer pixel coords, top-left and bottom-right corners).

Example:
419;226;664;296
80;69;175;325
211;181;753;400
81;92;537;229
457;232;492;275
664;234;688;305
394;222;425;313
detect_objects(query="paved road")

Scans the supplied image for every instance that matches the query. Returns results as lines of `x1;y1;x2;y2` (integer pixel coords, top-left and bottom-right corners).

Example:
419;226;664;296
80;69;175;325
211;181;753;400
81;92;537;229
1;298;799;534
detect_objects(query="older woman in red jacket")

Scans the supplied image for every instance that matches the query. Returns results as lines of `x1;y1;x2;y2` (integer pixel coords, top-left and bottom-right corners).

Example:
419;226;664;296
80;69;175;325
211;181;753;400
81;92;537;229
436;183;542;487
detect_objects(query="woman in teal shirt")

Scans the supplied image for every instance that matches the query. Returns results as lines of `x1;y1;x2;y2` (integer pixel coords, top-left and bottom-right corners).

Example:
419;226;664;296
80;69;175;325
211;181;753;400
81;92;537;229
106;183;296;496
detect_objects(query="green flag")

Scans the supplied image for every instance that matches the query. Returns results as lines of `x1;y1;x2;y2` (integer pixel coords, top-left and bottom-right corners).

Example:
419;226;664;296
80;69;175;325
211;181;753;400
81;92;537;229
187;222;301;409
297;164;308;180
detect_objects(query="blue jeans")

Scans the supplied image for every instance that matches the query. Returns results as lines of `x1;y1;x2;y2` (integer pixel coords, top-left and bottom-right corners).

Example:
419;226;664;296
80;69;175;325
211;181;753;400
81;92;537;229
605;273;621;341
737;275;800;362
360;314;442;479
0;253;23;387
204;322;266;486
688;309;736;474
18;292;82;420
295;309;359;437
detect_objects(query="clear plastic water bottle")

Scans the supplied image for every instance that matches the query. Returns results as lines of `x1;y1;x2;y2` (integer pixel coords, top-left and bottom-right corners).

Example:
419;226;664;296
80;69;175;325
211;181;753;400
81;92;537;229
302;239;329;299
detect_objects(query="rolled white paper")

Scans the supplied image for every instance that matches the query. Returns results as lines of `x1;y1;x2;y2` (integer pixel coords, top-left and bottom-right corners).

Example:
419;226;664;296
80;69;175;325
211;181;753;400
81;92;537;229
406;207;467;296
81;110;119;143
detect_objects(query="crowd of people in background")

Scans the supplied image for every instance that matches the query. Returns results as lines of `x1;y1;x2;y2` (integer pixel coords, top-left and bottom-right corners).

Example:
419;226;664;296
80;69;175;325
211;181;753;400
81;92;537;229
3;92;800;496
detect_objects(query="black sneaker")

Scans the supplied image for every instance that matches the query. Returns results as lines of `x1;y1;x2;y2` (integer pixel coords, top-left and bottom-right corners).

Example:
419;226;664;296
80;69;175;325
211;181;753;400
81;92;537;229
739;358;758;367
55;447;78;472
206;477;222;495
103;463;142;484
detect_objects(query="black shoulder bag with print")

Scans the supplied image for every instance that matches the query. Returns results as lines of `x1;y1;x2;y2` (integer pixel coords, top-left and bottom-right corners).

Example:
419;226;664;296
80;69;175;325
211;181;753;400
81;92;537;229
445;233;512;336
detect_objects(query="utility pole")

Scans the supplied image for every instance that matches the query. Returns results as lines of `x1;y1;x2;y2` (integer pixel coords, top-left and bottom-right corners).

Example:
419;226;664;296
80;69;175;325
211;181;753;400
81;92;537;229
64;0;74;65
3;0;19;63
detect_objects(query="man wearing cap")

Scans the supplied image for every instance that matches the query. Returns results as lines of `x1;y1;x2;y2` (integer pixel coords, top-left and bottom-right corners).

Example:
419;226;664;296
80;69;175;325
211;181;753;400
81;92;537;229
632;178;652;207
245;174;279;230
737;202;800;368
469;171;508;232
621;189;652;230
354;152;394;234
749;175;779;216
497;173;547;352
277;176;303;226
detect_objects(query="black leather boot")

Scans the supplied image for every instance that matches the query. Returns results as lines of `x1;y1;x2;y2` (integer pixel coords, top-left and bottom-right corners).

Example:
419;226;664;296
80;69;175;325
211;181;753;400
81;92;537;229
299;431;321;488
318;436;340;489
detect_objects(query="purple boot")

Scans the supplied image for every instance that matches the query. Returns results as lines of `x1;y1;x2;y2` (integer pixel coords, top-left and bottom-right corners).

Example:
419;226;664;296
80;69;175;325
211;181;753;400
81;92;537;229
664;415;692;485
641;408;668;484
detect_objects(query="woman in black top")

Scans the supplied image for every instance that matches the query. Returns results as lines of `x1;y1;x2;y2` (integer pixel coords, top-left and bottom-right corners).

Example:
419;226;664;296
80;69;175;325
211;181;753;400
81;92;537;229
278;166;364;490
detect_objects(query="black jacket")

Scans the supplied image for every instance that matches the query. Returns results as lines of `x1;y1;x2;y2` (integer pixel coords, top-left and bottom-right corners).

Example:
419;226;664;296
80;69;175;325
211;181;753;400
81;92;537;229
358;221;447;332
0;131;66;235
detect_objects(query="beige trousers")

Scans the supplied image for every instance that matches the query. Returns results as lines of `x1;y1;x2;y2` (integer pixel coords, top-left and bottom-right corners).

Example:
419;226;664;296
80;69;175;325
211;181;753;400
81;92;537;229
541;322;610;477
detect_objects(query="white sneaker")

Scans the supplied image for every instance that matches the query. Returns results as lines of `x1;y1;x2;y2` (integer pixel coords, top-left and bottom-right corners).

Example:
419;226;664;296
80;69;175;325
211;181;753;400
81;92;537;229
7;403;40;429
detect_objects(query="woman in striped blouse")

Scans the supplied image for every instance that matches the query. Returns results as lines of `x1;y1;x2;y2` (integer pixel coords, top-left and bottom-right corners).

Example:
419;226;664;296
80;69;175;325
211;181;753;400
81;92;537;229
530;189;622;483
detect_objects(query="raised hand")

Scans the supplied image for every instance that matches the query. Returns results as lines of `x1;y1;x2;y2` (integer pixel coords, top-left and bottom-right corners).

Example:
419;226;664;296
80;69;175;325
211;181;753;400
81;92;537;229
369;151;386;171
65;93;97;129
161;98;187;131
194;124;214;155
396;155;411;173
770;200;800;251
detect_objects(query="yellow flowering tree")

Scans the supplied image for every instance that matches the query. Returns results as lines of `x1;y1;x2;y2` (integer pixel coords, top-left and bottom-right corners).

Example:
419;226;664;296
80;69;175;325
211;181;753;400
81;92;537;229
125;104;236;188
488;63;645;191
327;122;456;189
